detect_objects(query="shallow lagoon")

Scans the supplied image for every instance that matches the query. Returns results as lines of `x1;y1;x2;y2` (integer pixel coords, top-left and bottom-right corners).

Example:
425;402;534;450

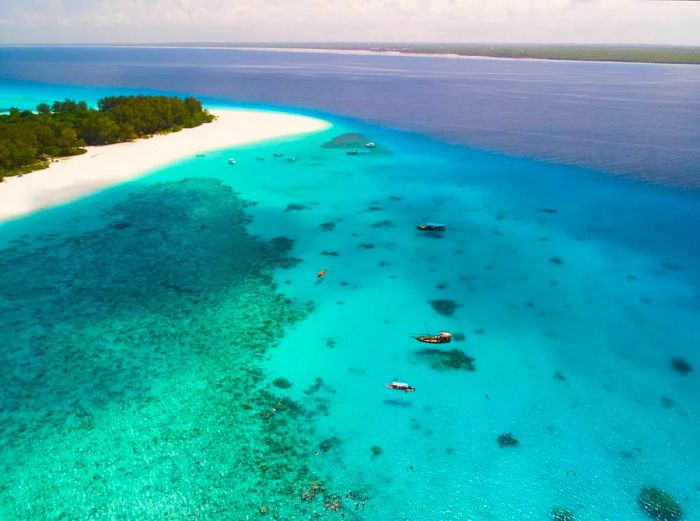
0;110;700;521
0;105;698;519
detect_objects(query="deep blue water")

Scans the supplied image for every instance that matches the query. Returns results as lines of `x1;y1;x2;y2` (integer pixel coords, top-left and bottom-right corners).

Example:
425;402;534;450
1;46;699;188
0;47;699;520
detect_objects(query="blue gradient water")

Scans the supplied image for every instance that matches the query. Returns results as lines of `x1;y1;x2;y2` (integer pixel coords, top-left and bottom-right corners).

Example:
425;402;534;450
0;48;698;520
1;46;699;187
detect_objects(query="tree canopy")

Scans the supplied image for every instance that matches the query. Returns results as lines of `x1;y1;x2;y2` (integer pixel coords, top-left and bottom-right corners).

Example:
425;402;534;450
0;95;213;179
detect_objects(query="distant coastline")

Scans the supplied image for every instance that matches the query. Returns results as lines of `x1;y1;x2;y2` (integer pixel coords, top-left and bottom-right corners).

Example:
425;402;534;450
212;43;700;65
20;42;698;65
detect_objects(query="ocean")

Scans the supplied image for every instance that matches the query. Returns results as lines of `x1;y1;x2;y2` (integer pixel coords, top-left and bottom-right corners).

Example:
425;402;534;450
0;46;698;520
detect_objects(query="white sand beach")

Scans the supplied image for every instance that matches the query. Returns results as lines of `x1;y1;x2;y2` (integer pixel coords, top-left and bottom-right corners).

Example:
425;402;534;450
0;108;330;222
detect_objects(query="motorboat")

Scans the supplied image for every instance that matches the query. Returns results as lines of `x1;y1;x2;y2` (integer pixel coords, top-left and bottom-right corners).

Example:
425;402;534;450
416;223;447;232
385;381;416;392
414;331;452;344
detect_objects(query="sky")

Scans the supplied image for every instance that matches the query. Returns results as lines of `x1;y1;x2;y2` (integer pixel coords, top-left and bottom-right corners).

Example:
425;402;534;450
1;0;699;46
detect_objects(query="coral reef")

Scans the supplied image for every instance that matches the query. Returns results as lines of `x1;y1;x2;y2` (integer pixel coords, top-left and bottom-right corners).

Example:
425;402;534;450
670;357;692;375
429;299;458;317
637;486;682;520
273;377;292;389
551;507;574;521
321;132;369;149
415;348;475;371
497;433;519;448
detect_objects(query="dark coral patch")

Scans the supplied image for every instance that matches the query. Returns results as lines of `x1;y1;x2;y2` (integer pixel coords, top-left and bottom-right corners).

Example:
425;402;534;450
660;396;676;409
670;357;692;375
321;132;369;149
318;436;342;453
358;243;375;250
637;486;682;520
453;332;465;342
549;256;564;265
321;251;340;257
429;299;458;316
370;446;383;456
320;222;336;232
551;507;574;521
553;370;567;382
285;203;309;212
371;220;395;228
497;433;519;448
415;348;475;371
662;262;683;272
110;222;131;230
272;377;292;389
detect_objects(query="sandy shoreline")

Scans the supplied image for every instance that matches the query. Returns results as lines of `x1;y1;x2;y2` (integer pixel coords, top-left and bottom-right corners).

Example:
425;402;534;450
0;108;330;223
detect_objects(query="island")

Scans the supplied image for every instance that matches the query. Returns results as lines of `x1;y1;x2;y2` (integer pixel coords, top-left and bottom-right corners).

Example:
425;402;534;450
0;101;330;222
0;95;214;180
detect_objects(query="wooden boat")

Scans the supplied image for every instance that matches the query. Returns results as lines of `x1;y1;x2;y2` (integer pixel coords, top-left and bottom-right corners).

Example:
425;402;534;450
346;150;359;156
414;331;452;344
416;223;446;232
386;381;416;392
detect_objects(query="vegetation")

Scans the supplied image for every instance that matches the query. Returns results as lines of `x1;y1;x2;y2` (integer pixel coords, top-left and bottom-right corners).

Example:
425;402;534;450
226;42;700;65
0;95;213;180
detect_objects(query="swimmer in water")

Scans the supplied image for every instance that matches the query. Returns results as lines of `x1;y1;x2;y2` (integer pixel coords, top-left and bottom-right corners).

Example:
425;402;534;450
317;269;327;279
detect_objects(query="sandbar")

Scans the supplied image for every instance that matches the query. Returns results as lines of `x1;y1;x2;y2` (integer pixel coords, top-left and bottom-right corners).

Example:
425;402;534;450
0;108;330;222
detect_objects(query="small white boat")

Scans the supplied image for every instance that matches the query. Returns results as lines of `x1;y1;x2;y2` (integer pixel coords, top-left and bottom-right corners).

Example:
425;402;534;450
228;158;237;165
365;142;377;148
385;381;416;392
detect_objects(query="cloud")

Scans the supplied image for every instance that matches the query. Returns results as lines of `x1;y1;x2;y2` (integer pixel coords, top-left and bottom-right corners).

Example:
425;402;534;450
1;0;699;45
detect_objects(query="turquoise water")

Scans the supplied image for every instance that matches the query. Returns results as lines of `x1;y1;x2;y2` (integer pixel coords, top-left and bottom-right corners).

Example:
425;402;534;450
1;86;699;519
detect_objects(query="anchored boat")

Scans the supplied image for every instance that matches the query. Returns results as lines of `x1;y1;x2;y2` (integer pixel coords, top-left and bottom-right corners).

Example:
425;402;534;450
414;331;452;344
416;223;446;232
385;381;416;392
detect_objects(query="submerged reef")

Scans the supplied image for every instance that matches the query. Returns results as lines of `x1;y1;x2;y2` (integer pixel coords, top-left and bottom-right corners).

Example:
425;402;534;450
429;299;458;317
321;132;370;149
551;507;575;521
285;203;309;212
415;348;476;371
637;486;683;520
0;178;348;519
497;433;520;448
371;219;395;228
273;377;292;389
670;357;693;375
